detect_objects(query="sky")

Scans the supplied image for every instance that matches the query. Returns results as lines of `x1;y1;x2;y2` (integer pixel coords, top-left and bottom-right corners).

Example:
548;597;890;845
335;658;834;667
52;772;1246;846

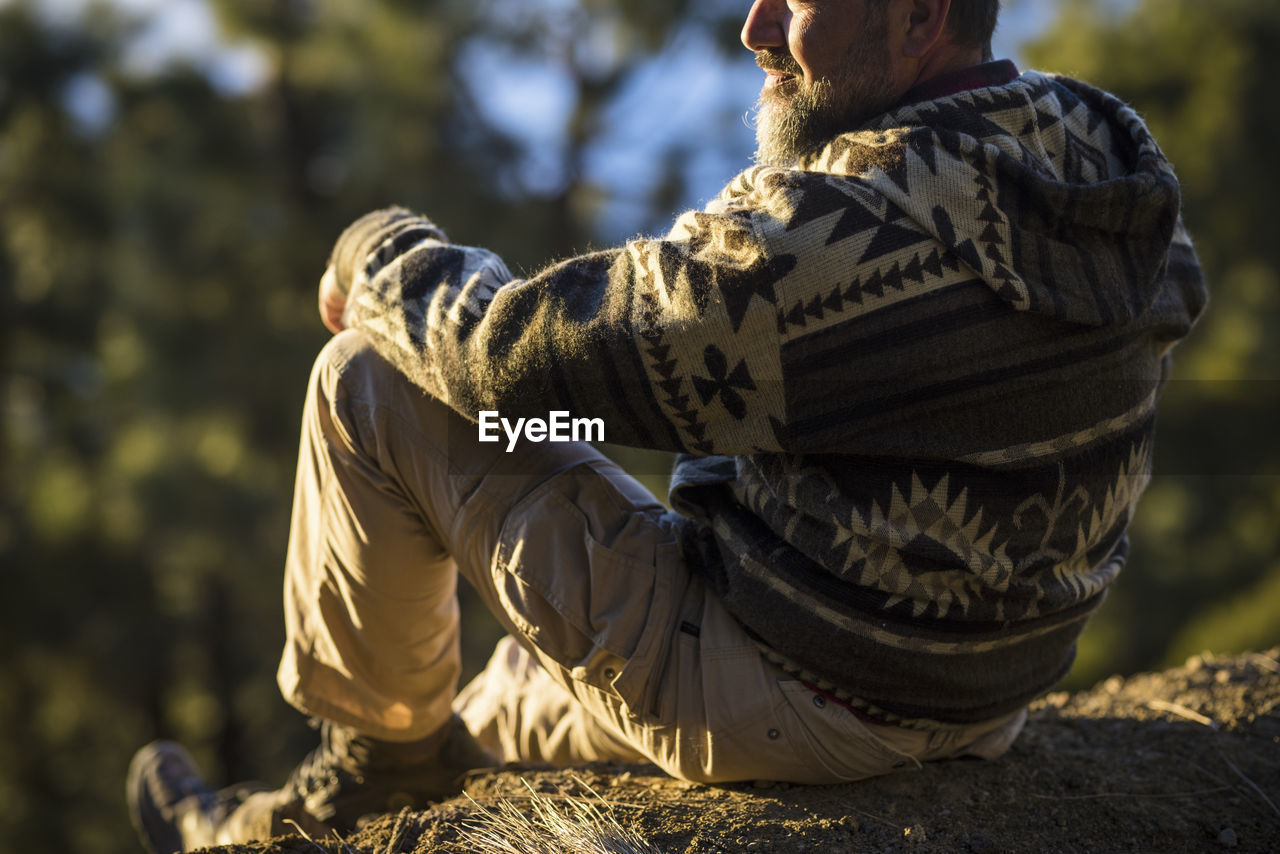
6;0;268;92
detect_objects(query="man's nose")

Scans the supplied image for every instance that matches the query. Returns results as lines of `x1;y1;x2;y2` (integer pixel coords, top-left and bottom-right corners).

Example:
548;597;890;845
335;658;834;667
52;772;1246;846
741;0;787;51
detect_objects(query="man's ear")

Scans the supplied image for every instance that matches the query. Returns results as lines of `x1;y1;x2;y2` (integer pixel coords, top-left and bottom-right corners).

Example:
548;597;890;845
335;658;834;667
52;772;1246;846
901;0;952;59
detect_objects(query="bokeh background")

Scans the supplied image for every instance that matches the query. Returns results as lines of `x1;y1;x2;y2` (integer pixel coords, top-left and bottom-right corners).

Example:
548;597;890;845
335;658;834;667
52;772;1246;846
2;0;1277;850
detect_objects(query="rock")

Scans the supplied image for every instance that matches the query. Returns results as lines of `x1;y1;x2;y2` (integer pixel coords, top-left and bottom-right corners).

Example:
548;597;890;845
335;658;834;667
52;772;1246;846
197;651;1279;854
967;834;998;854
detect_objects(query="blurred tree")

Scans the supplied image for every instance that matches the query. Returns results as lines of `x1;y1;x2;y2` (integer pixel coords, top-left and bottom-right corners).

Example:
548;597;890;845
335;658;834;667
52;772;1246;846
0;1;748;851
1024;0;1280;685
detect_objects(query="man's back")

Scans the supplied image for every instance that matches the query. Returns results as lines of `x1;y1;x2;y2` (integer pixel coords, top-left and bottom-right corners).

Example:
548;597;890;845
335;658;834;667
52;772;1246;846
665;67;1207;724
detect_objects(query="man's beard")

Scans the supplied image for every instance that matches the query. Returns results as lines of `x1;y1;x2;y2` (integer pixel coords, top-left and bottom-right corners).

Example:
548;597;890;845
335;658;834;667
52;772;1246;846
752;39;896;166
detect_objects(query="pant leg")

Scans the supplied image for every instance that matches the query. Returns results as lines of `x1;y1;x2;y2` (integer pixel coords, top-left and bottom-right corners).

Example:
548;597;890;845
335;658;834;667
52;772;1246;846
276;329;680;744
455;636;646;765
278;329;1025;780
276;331;461;740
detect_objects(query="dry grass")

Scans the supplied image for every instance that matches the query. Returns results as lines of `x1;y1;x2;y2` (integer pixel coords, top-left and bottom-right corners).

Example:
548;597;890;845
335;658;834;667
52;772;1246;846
455;777;663;854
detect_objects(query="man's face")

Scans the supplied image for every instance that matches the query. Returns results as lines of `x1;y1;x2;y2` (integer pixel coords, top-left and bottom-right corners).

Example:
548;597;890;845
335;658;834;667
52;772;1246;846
743;0;899;166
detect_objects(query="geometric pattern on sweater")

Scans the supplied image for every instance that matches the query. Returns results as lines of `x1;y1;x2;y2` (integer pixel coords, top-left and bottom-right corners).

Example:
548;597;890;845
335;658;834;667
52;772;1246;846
731;437;1150;627
345;71;1199;457
340;68;1208;723
956;386;1159;467
627;206;789;455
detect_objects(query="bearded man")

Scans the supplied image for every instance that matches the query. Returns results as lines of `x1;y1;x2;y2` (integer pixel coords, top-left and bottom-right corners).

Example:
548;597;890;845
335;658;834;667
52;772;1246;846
129;0;1206;850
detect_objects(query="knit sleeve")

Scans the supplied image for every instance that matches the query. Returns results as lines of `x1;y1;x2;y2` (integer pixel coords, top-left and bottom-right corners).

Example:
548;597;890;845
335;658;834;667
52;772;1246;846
338;201;793;455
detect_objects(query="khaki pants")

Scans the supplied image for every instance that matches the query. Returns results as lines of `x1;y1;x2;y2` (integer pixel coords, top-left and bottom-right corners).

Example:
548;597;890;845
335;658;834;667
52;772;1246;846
277;331;1025;784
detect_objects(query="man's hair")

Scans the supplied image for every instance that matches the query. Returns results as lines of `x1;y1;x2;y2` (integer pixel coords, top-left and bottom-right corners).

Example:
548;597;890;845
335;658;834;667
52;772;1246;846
947;0;1000;59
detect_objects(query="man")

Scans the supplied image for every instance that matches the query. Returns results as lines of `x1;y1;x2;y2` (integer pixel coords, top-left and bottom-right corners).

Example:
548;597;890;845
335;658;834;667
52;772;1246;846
129;0;1207;850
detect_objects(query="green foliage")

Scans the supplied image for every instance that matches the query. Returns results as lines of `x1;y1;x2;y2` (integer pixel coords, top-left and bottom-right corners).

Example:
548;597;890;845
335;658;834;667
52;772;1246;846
1025;0;1280;686
1165;562;1280;666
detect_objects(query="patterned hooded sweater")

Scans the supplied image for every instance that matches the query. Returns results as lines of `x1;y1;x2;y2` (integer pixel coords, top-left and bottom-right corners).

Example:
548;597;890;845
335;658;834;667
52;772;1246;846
335;69;1207;725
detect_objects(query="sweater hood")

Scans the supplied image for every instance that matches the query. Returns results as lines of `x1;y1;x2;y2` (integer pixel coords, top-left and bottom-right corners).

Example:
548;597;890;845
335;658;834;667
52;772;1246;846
798;71;1206;331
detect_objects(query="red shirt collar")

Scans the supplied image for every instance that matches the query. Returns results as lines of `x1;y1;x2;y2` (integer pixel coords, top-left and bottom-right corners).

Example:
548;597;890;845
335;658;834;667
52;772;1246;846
895;59;1020;108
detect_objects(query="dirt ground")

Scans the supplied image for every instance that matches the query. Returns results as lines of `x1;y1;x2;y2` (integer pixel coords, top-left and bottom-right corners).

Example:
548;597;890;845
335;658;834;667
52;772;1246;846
205;649;1280;853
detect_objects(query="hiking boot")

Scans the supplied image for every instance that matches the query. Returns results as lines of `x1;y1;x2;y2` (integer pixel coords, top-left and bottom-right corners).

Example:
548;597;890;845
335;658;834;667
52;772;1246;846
127;741;266;854
215;714;496;844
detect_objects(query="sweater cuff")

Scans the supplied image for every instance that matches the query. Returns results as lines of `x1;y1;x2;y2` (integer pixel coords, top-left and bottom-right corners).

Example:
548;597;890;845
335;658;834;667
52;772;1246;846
327;207;447;296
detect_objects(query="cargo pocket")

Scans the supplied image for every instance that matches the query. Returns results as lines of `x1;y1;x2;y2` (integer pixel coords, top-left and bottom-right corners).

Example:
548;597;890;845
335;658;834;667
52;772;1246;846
490;463;677;722
776;681;920;782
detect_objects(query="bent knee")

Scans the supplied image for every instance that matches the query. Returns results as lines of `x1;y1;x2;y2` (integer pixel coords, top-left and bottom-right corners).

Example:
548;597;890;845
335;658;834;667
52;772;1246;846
309;329;411;404
315;328;384;380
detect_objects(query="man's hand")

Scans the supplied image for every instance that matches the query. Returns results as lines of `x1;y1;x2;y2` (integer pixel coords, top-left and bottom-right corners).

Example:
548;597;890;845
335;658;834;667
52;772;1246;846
318;265;346;334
